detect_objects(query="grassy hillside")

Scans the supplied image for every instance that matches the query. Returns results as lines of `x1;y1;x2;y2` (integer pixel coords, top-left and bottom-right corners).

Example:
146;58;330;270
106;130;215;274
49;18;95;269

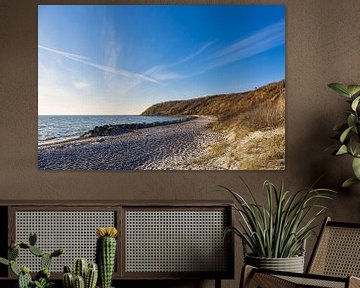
141;80;285;118
142;80;285;170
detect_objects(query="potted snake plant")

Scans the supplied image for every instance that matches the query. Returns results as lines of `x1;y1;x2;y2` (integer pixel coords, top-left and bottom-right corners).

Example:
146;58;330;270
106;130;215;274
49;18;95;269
222;179;334;273
328;83;360;187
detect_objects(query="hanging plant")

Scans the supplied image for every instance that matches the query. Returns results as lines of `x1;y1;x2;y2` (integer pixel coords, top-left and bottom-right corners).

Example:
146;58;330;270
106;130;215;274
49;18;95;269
328;83;360;187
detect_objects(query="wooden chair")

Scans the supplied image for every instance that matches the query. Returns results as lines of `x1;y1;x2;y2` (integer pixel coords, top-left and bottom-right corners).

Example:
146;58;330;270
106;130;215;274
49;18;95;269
241;217;360;288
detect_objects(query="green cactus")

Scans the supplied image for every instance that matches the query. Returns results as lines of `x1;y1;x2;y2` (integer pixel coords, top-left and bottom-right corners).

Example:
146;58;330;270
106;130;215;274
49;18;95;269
0;257;9;266
0;233;63;288
29;232;37;246
41;253;52;270
35;268;51;282
10;260;20;276
96;228;118;288
9;246;19;260
64;259;98;288
18;269;32;288
63;272;74;288
19;243;30;249
85;263;98;288
29;246;44;257
74;258;88;279
73;275;85;288
51;248;64;258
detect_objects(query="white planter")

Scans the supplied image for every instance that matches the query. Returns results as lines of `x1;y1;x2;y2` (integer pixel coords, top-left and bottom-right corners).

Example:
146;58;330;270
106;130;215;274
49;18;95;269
245;254;305;273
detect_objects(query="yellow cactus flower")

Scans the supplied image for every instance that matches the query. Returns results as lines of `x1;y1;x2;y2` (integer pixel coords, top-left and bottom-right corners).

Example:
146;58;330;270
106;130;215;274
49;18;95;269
97;227;118;237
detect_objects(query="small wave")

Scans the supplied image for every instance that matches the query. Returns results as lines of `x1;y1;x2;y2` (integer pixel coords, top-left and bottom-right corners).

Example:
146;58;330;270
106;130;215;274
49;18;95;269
38;135;82;147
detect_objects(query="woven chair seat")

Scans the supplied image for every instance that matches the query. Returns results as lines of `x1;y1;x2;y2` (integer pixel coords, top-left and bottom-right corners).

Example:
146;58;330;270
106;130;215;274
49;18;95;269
277;275;346;288
241;218;360;288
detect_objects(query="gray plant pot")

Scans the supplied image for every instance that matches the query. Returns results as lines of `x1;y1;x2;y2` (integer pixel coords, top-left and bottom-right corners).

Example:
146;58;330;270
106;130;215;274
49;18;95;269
245;254;305;273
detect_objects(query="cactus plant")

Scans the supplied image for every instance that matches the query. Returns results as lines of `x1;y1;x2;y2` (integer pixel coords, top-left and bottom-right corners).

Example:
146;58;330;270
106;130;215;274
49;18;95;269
74;275;85;288
0;232;63;288
19;267;32;288
63;259;98;288
41;254;52;270
96;227;118;288
85;262;98;288
74;258;88;279
63;272;74;288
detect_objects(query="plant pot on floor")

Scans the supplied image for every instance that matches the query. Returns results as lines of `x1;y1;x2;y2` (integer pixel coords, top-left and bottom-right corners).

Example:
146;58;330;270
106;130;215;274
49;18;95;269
245;254;304;273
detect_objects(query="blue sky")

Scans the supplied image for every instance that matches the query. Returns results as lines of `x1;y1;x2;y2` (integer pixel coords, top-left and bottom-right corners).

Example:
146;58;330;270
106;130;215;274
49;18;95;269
38;5;285;115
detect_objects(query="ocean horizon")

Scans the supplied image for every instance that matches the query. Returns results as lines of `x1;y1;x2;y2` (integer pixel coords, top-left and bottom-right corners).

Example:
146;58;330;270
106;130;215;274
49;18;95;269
38;115;187;143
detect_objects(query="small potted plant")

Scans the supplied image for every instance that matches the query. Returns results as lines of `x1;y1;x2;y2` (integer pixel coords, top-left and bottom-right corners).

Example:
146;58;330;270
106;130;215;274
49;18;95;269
328;83;360;187
222;179;334;273
0;232;63;288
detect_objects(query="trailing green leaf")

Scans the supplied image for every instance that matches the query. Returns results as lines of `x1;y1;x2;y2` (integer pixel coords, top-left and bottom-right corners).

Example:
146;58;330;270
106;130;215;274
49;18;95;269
347;85;360;97
328;83;352;98
352;157;360;179
336;144;348;155
329;82;360;186
352;96;360;111
340;126;353;143
342;177;360;188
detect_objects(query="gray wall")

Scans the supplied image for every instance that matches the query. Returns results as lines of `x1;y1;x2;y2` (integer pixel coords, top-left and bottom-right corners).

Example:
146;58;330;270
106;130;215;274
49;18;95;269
1;0;360;287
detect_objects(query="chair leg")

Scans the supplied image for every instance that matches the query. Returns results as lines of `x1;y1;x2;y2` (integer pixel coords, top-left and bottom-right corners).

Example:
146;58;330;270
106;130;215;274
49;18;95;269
240;265;255;288
215;278;221;288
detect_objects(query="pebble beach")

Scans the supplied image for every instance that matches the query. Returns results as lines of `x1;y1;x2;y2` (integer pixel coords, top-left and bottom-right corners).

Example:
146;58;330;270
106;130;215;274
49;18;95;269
38;116;223;170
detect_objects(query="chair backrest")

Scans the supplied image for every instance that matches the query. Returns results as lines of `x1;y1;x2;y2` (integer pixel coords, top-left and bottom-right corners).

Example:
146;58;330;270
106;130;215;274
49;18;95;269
307;217;360;277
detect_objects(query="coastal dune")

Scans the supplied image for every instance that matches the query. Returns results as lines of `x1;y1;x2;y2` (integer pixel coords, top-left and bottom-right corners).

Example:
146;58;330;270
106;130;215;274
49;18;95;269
38;116;223;170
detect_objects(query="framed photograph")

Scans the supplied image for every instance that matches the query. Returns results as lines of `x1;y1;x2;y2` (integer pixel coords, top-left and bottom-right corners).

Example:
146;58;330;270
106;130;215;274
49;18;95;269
38;5;285;170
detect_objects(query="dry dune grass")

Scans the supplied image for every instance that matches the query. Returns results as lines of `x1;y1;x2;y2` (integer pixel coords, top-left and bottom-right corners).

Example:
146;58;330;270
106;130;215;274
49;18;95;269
205;85;285;170
142;80;285;169
244;96;285;130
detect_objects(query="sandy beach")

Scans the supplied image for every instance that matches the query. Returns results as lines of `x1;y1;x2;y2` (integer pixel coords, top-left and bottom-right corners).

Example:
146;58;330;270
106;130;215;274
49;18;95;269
38;116;223;170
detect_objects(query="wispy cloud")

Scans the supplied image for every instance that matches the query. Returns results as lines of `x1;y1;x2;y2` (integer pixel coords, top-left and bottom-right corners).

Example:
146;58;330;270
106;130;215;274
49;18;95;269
39;19;284;92
167;41;215;68
145;41;214;81
145;20;284;81
38;45;160;84
205;20;285;69
38;45;90;61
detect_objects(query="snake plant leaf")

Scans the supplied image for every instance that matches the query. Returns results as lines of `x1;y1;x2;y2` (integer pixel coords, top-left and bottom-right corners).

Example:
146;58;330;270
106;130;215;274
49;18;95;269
222;180;335;258
336;144;348;155
351;96;360;111
340;126;353;143
352;157;360;179
347;85;360;97
328;83;352;97
342;177;360;188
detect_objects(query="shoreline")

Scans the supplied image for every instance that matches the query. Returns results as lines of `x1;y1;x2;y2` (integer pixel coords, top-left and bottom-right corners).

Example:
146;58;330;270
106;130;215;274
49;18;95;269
38;116;223;170
38;115;196;148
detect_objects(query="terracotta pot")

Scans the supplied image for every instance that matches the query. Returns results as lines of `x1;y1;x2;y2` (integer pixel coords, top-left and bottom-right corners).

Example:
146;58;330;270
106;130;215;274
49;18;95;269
245;254;305;273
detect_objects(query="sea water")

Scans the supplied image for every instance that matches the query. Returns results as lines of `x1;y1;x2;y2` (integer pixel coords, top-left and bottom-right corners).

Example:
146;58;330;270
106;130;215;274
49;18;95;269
38;115;187;143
